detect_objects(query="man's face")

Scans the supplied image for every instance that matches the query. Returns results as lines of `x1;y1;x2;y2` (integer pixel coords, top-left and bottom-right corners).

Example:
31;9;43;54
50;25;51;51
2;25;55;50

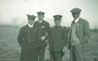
38;15;44;20
54;19;61;26
72;13;80;20
28;19;34;25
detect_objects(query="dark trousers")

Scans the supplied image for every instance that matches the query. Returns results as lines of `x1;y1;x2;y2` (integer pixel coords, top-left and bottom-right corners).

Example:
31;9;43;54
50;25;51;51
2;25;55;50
50;50;63;61
20;48;38;61
37;47;45;61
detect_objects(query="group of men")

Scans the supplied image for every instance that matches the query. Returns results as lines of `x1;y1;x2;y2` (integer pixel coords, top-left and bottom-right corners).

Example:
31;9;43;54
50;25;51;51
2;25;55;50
17;8;90;61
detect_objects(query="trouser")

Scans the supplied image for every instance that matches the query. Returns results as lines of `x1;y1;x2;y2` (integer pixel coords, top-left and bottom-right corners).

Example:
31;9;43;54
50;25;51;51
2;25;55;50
50;50;63;61
20;48;38;61
37;47;45;61
69;44;84;61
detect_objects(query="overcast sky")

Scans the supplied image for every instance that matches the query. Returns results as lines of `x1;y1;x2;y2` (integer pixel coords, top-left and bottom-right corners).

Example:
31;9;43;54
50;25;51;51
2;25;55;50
0;0;98;29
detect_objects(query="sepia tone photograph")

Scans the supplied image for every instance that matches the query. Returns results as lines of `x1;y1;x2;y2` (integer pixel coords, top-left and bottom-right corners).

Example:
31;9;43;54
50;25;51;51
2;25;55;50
0;0;98;61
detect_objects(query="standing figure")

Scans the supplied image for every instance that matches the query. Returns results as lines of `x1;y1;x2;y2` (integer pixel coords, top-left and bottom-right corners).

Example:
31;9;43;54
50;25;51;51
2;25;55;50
49;15;68;61
68;8;90;61
34;11;50;61
17;14;38;61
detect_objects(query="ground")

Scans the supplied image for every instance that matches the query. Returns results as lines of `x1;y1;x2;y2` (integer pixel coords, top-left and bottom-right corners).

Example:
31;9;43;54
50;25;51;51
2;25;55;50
0;25;98;61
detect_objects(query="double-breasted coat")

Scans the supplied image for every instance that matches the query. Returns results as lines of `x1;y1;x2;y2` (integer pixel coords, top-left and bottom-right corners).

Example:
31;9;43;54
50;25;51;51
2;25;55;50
33;20;50;61
34;20;50;47
17;25;38;61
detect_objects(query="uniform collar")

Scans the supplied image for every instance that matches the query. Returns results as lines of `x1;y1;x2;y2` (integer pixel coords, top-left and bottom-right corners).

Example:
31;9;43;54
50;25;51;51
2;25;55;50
55;25;61;27
74;17;80;23
28;23;34;28
38;20;43;23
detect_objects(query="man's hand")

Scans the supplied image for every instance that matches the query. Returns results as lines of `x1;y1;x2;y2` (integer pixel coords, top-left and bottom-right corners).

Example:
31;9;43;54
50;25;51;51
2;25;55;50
41;36;46;41
63;46;67;52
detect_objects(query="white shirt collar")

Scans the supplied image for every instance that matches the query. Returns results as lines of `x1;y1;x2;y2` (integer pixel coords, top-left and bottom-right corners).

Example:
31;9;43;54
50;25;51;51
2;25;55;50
28;24;34;28
74;17;80;23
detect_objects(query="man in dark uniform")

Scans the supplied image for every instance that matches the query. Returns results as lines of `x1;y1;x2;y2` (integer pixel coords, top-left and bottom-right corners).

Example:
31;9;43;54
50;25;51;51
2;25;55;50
68;8;90;61
17;14;38;61
34;11;50;61
49;15;68;61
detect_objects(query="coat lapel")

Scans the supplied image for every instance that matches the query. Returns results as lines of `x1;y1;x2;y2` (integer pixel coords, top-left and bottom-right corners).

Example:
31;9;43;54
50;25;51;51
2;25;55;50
76;18;82;40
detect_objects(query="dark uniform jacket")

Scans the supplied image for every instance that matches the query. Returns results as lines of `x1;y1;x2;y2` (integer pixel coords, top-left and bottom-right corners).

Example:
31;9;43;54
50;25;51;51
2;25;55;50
17;25;37;61
49;26;68;51
68;18;90;49
34;20;50;47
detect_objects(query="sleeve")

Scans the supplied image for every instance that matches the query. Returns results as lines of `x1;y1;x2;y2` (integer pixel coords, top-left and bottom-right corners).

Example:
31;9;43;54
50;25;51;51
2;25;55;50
67;28;72;49
83;20;91;44
17;28;24;47
46;23;51;35
63;27;69;46
48;28;53;49
45;23;51;41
